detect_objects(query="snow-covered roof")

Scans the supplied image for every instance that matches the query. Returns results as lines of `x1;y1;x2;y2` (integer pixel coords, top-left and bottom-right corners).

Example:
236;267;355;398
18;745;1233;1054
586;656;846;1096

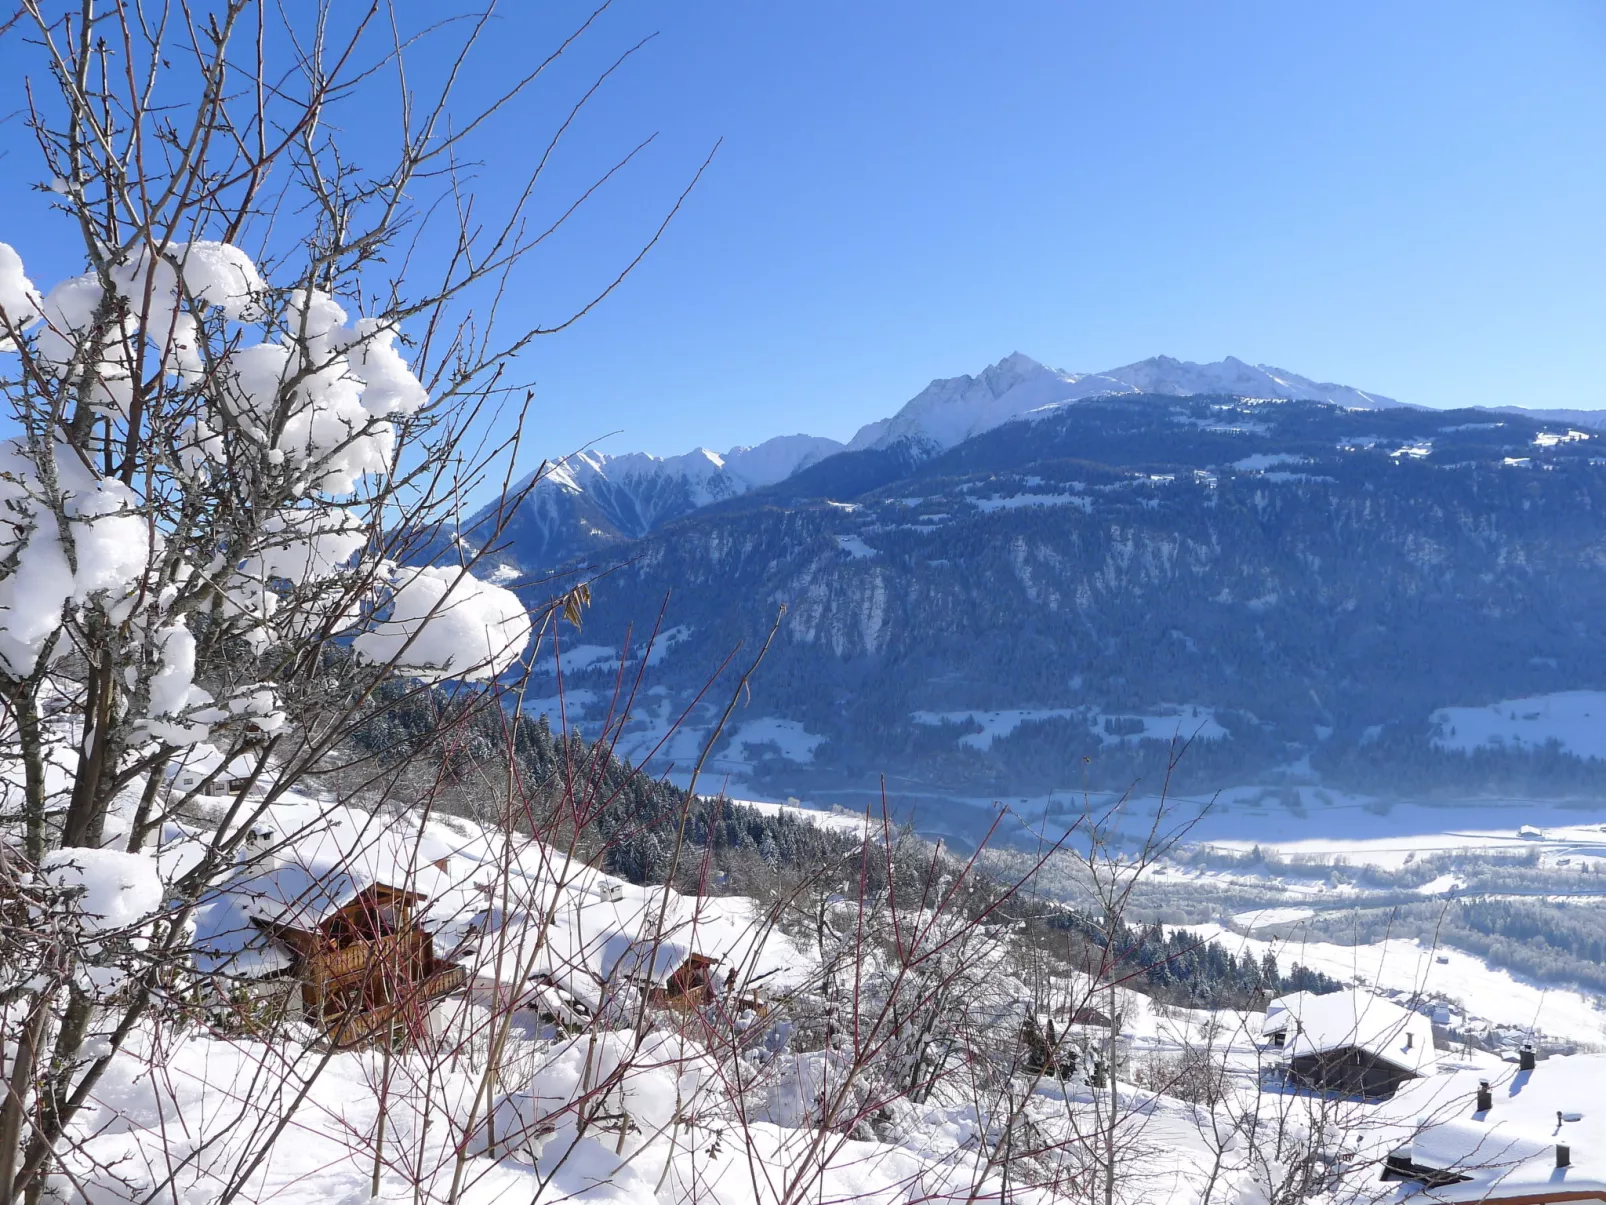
1280;988;1436;1075
458;867;807;1008
190;799;456;974
1378;1054;1605;1202
1262;989;1324;1035
167;742;265;787
186;798;808;997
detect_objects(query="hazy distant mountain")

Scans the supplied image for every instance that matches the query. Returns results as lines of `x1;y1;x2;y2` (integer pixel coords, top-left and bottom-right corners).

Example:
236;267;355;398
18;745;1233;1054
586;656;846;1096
1486;405;1606;431
471;434;843;569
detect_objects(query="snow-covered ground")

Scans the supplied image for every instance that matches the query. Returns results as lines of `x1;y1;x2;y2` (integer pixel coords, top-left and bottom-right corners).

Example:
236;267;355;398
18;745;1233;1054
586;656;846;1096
1193;924;1606;1048
43;775;1606;1205
1125;785;1606;865
1196;814;1606;871
1230;906;1316;930
53;790;1289;1205
718;718;828;765
1431;690;1606;760
913;708;1080;750
912;705;1225;752
969;493;1092;513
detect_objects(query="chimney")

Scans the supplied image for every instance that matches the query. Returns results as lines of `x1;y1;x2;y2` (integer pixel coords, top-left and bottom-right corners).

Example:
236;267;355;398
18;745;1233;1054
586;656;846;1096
1476;1081;1492;1113
238;824;279;866
1557;1145;1571;1169
1520;1044;1536;1071
1405;1031;1414;1050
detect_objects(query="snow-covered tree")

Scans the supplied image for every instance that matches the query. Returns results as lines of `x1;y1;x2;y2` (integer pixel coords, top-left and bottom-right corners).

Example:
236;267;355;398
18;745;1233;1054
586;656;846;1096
0;2;700;1197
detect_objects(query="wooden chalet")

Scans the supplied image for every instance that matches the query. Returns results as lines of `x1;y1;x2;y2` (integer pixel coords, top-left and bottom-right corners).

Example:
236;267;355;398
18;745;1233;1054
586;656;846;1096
192;816;467;1049
648;952;720;1011
1066;1004;1117;1029
1271;988;1436;1099
253;880;465;1048
1290;1046;1420;1100
643;955;772;1021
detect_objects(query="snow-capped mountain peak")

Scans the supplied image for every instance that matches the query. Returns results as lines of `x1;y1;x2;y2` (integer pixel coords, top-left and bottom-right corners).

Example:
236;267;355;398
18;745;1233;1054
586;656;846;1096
722;434;848;489
486;351;1401;569
844;353;1087;453
1100;354;1403;411
845;352;1403;456
525;434;843;509
483;433;845;569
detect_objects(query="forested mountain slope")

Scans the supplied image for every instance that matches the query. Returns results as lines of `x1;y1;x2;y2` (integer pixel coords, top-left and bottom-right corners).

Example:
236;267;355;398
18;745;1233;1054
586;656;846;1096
484;392;1606;812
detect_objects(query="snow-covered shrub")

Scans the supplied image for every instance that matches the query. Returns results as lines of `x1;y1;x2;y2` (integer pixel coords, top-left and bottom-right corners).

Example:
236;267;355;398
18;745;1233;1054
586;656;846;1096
0;1;583;1187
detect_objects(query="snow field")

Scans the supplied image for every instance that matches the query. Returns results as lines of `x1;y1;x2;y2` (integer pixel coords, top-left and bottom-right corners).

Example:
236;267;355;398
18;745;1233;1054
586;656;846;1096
1192;924;1606;1048
1431;690;1606;761
913;705;1225;752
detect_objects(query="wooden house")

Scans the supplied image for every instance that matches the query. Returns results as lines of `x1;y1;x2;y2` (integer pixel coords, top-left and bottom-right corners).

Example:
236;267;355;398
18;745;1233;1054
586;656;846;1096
251;880;465;1047
1066;1004;1117;1029
639;955;774;1021
1290;1045;1421;1100
168;745;266;796
192;813;467;1049
648;952;719;1011
1274;988;1436;1099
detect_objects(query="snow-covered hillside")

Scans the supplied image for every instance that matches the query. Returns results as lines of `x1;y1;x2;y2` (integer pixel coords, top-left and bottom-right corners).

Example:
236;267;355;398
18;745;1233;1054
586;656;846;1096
75;786;1602;1205
47;784;1328;1205
1195;924;1606;1049
1431;691;1606;761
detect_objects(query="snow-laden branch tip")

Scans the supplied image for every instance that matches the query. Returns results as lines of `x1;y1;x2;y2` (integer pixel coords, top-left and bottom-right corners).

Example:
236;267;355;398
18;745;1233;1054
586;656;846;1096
0;238;532;736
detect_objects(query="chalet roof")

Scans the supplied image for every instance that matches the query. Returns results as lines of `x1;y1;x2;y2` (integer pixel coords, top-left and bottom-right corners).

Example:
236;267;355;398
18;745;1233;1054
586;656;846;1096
1262;989;1324;1034
190;800;454;975
457;865;805;1006
1028;1006;1115;1033
1280;988;1437;1075
236;863;424;933
166;742;266;788
1379;1054;1605;1203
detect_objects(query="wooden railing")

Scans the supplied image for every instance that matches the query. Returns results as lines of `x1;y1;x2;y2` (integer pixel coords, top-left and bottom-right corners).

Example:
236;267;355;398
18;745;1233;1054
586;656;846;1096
324;962;466;1050
309;930;428;988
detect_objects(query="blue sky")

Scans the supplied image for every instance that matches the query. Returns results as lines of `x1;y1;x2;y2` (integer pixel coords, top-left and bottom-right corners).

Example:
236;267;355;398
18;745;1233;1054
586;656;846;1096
5;2;1605;460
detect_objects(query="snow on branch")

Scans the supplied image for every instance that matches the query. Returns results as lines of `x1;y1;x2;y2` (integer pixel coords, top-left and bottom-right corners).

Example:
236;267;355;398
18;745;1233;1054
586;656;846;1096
0;238;532;735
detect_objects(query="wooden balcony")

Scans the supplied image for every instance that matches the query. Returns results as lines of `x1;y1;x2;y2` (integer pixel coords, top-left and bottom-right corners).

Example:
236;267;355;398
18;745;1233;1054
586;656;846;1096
296;927;465;1049
324;962;467;1049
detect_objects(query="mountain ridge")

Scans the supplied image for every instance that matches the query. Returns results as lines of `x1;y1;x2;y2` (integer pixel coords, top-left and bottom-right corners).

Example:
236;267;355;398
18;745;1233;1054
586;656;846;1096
476;353;1409;568
843;353;1405;455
